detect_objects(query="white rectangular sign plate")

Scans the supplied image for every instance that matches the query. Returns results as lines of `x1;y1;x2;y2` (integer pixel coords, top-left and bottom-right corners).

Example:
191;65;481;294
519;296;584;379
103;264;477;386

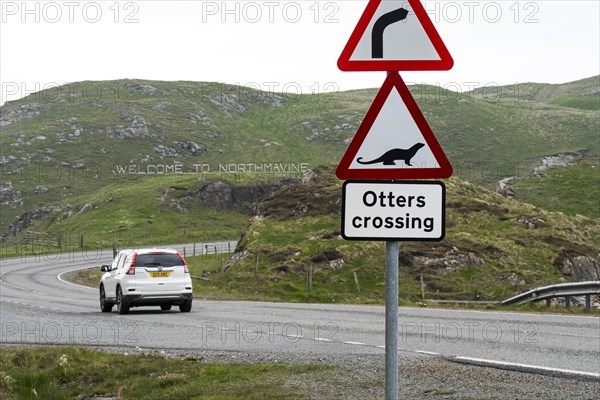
342;180;445;241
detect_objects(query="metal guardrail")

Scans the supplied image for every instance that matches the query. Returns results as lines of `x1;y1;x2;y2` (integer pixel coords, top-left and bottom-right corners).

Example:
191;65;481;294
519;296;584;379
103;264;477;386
502;281;600;312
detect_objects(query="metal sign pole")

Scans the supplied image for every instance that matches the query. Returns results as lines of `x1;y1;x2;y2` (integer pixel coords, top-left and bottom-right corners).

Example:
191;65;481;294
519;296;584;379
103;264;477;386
385;240;399;400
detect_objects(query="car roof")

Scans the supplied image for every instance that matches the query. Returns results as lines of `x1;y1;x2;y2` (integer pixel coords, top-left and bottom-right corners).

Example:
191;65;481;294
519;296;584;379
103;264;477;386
119;248;179;255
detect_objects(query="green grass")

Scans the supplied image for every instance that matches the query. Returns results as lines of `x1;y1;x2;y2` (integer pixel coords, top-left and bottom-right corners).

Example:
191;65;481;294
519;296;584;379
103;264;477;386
69;258;599;315
63;170;599;307
1;174;248;254
2;77;599;236
511;157;600;218
2;78;599;304
0;346;326;400
199;175;599;304
549;94;600;111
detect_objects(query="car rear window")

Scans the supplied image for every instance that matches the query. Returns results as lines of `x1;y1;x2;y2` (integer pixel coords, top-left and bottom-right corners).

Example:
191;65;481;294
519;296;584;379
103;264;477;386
135;253;183;268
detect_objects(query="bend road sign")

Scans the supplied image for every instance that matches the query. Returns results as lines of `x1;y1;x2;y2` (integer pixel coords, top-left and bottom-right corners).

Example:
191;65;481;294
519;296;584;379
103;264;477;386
338;0;454;71
342;180;445;241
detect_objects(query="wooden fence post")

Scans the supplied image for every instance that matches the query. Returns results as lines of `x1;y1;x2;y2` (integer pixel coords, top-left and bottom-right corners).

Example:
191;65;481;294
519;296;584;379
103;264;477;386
255;254;259;278
353;272;361;293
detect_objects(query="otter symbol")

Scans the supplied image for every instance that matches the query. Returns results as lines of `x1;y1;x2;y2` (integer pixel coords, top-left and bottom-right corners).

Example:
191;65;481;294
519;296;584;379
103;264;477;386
356;143;425;166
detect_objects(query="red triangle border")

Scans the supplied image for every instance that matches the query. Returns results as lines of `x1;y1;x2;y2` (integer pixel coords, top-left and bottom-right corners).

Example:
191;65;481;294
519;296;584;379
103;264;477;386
336;73;453;180
338;0;453;71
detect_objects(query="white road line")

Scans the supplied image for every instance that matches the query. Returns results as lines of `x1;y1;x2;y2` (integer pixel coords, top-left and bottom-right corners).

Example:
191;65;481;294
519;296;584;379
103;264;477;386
415;350;440;356
344;341;366;346
402;306;599;319
453;356;600;379
314;337;331;342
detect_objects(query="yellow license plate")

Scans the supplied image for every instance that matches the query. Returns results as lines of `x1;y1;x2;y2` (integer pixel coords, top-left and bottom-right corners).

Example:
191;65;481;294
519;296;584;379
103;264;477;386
150;272;171;278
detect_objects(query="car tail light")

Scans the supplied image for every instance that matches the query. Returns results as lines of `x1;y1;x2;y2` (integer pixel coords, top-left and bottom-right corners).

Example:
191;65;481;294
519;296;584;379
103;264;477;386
178;253;189;273
125;253;137;275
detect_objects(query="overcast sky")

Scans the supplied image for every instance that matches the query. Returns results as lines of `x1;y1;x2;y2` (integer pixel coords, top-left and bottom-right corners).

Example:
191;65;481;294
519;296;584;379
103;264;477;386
1;0;599;105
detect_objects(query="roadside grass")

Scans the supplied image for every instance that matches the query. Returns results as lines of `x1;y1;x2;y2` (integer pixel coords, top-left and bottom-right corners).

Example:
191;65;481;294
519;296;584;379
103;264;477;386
68;253;599;315
0;346;325;400
61;172;600;313
184;176;599;308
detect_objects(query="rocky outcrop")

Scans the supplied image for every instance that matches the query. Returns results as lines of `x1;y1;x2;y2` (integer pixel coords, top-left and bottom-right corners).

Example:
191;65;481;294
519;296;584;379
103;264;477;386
496;176;517;198
182;178;299;214
1;206;61;241
1;203;94;241
496;150;592;198
553;250;600;281
205;87;287;117
24;185;48;196
531;154;575;177
399;247;486;275
0;182;22;207
0;102;41;128
253;167;341;220
175;140;207;156
514;215;548;229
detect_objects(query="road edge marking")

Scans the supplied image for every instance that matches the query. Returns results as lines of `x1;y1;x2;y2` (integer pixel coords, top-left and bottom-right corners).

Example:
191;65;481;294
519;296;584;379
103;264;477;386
57;267;97;291
451;356;600;381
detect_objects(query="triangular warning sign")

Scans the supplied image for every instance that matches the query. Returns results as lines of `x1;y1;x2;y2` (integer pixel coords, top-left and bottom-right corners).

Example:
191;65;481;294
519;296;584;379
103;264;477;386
338;0;453;71
336;72;452;180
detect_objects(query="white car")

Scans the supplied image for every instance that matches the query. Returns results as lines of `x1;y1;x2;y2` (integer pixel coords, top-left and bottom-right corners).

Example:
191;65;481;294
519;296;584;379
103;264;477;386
99;248;193;314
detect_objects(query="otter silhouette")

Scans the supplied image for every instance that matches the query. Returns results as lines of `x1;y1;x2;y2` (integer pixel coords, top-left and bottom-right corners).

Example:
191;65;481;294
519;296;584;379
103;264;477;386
356;143;425;166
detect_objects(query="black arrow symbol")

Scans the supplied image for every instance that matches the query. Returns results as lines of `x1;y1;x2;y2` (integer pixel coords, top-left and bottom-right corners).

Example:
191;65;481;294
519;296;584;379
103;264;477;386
372;7;409;59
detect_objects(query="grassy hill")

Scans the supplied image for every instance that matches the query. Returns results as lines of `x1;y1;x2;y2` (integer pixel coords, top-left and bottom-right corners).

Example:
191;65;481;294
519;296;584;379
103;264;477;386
68;166;599;305
188;167;599;303
1;76;598;246
511;157;600;218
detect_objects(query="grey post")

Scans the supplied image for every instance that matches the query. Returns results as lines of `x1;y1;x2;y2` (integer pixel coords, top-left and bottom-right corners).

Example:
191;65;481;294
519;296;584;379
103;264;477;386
585;294;591;313
385;240;399;400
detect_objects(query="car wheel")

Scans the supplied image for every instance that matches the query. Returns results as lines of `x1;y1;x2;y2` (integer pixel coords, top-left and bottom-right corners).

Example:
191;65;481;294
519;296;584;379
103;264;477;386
116;286;130;315
160;304;172;311
100;286;113;313
179;300;192;313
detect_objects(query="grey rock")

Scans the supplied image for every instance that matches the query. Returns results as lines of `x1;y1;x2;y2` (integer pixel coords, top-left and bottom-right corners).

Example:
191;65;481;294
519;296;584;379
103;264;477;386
415;249;486;274
496;176;517;198
154;145;180;158
182;179;297;214
1;206;60;240
25;185;48;196
554;251;599;280
78;203;95;215
175;140;207;156
0;182;22;207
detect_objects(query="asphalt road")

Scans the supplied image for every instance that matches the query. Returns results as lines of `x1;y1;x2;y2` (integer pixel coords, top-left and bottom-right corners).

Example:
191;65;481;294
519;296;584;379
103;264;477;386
1;244;599;380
